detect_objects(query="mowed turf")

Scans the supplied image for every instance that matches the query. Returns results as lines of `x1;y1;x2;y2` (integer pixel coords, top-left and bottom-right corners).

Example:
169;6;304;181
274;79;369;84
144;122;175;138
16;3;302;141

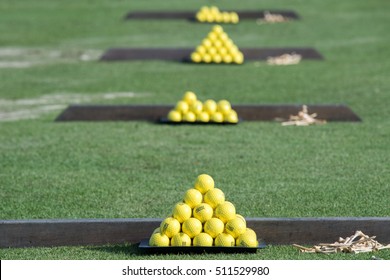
0;0;389;260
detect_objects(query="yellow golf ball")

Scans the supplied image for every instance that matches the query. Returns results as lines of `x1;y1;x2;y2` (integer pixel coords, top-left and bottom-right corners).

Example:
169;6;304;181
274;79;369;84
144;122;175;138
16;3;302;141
203;99;217;115
225;217;246;238
191;52;202;63
222;54;233;64
190;100;203;115
175;100;189;114
172;202;192;223
149;232;170;247
212;53;222;64
193;203;213;223
225;110;239;123
170;232;192;247
215;201;236;223
194;174;215;194
183;111;196;122
167;110;182;122
214;233;235;247
213;25;224;34
204;188;225;209
193;232;213;246
235;214;246;226
217;100;232;115
182;217;202;238
196;111;210;123
160;217;181;238
183;91;197;105
204;217;225;238
245;228;257;239
202;53;212;63
236;230;258;247
210;111;224;123
183;188;203;209
196;45;207;55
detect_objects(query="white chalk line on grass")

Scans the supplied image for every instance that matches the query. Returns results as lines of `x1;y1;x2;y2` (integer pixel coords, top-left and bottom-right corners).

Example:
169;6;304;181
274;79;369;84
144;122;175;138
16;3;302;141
0;47;102;68
0;92;144;121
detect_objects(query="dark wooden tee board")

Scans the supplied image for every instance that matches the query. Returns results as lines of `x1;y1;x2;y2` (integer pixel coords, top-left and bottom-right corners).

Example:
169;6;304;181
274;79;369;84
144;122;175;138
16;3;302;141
55;104;361;122
1;217;389;248
124;10;300;20
99;47;323;62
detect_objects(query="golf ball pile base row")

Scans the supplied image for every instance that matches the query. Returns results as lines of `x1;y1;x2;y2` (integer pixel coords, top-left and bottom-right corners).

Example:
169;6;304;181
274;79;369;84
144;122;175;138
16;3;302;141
167;91;239;123
149;174;258;247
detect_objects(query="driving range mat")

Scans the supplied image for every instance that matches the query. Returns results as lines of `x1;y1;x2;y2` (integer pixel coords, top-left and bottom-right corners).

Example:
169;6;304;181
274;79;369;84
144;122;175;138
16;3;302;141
124;10;299;20
138;239;266;254
100;48;323;61
55;104;361;122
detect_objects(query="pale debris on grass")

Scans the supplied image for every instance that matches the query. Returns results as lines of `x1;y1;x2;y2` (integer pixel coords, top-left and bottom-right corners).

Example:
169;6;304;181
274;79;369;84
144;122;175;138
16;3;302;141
282;105;326;126
0;92;142;121
0;47;102;68
257;11;290;24
267;53;302;65
293;230;390;254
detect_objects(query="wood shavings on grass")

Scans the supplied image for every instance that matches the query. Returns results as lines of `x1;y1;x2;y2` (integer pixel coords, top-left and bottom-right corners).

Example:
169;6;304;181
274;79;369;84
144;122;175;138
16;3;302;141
293;231;390;254
267;53;302;65
257;12;290;23
282;105;326;126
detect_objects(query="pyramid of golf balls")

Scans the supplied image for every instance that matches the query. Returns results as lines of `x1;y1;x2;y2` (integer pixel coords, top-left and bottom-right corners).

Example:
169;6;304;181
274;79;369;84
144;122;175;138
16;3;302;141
149;174;258;247
190;25;244;64
195;6;239;24
167;91;239;124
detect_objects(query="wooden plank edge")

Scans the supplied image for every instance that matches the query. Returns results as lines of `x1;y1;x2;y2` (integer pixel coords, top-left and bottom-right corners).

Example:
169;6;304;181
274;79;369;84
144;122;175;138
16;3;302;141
1;217;389;248
124;10;300;20
99;47;324;61
55;104;361;122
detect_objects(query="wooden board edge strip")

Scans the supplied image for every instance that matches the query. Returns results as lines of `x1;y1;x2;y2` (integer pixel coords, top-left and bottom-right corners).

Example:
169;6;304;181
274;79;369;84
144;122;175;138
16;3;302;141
99;47;324;61
54;104;361;122
124;10;300;20
1;217;389;248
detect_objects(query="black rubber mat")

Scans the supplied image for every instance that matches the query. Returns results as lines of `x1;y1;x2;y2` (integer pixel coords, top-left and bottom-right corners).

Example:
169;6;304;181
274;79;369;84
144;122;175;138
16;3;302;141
124;10;300;20
55;104;361;122
99;47;323;61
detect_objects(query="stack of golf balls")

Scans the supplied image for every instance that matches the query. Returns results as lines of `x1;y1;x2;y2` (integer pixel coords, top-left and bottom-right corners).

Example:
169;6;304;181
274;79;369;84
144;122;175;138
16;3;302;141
195;6;239;24
149;174;258;247
167;91;239;124
190;25;244;64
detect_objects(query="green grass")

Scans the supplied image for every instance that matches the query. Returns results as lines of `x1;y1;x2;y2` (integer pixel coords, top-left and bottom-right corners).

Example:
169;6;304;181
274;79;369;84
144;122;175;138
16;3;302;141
0;0;389;259
1;244;390;260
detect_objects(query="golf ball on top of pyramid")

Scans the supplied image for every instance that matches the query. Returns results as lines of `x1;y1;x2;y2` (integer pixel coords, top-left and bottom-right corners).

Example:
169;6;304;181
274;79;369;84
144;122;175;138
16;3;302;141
148;174;258;248
194;174;214;194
